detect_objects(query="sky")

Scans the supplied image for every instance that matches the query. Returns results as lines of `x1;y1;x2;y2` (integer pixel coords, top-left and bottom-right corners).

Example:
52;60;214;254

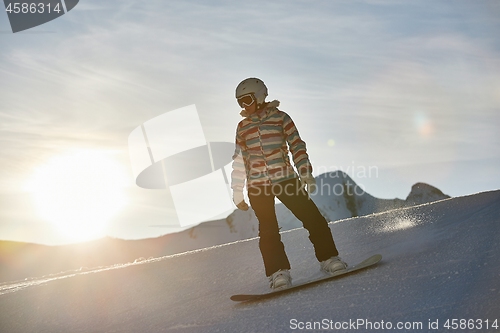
0;0;499;245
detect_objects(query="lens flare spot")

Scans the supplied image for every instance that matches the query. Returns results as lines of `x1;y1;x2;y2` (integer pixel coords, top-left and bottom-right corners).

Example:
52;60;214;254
414;112;434;138
327;139;335;147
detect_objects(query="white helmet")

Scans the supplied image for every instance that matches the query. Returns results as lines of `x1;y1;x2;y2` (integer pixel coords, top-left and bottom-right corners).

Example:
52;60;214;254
235;78;268;108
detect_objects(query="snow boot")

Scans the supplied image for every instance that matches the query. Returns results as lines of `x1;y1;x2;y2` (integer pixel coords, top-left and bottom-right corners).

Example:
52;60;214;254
268;269;292;290
320;256;348;275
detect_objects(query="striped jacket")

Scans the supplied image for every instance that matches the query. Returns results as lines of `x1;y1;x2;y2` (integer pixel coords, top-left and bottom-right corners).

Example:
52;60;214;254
231;100;313;191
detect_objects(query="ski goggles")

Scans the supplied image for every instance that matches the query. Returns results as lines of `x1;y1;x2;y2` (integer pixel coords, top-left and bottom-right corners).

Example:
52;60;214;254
237;94;255;108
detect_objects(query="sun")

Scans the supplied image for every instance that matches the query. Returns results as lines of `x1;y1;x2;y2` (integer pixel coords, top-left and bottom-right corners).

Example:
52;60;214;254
24;149;130;243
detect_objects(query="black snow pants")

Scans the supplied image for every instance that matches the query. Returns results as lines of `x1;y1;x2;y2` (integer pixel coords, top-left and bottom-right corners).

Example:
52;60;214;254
248;178;339;276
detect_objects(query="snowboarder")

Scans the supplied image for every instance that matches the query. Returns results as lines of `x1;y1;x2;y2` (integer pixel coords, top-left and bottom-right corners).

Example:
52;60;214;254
231;78;347;290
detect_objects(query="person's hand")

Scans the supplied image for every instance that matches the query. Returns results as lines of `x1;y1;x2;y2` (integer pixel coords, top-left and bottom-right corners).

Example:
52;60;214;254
233;191;249;211
300;174;317;194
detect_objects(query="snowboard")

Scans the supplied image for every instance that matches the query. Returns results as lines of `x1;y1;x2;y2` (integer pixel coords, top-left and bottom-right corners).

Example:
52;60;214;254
230;254;382;302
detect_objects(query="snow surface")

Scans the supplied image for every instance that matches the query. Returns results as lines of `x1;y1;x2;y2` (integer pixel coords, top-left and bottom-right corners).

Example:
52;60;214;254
0;190;499;333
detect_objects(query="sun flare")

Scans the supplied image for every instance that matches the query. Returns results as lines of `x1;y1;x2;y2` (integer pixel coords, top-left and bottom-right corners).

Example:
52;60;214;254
24;149;129;243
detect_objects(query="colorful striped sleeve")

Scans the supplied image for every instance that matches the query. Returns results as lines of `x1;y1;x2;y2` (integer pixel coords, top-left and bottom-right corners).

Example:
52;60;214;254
282;112;313;176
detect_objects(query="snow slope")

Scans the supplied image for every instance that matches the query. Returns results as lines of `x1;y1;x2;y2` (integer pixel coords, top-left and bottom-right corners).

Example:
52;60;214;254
0;190;498;333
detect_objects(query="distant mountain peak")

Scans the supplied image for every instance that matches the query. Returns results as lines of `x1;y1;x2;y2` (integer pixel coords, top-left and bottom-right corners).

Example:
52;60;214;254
406;182;450;205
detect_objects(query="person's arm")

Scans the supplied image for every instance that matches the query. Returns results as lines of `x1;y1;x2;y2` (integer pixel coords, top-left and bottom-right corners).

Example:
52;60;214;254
231;131;249;210
283;113;317;193
283;113;313;176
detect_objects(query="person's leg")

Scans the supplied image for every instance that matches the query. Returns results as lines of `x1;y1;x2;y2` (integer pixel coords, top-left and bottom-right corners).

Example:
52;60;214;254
248;186;291;276
275;178;339;262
